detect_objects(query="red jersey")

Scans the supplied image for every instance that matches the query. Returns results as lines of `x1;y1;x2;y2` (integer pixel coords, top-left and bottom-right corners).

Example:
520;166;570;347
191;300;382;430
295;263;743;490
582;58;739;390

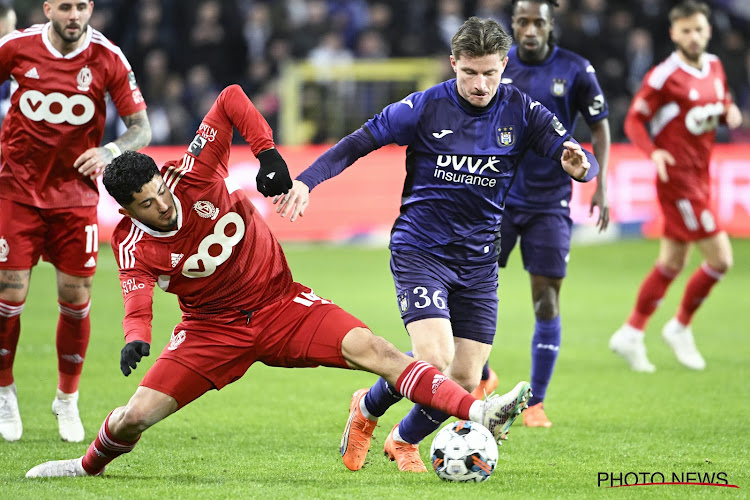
111;85;290;343
0;23;147;209
624;52;733;201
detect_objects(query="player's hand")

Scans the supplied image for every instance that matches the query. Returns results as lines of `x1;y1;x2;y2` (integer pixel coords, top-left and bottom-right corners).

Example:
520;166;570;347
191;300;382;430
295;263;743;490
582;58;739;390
560;141;589;180
725;103;742;129
256;148;293;197
120;341;150;376
650;149;675;182
589;183;610;232
74;146;114;180
273;180;310;222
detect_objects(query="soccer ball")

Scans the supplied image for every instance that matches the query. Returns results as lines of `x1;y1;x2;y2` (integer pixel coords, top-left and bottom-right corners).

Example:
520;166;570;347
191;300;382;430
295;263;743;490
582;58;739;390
430;420;498;483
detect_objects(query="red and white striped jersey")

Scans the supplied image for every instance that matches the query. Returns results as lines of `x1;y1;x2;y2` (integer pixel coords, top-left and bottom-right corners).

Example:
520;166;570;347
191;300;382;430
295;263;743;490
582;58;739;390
0;23;146;208
110;86;290;343
625;52;733;201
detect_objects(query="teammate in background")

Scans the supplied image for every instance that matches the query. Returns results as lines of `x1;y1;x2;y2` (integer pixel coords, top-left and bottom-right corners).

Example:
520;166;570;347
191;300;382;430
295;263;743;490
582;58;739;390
0;0;151;442
276;17;599;472
25;85;526;478
609;0;742;372
0;5;17;132
473;0;611;428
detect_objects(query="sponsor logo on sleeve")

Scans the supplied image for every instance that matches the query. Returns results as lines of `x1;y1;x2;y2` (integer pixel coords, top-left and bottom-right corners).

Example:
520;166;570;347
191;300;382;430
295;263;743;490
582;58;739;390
551;116;567;136
588;94;605;116
188;134;207;156
127;71;138;90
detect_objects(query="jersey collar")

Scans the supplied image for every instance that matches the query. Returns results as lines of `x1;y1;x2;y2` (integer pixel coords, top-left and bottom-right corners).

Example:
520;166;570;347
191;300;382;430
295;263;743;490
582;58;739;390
42;22;93;59
130;191;184;238
670;51;710;79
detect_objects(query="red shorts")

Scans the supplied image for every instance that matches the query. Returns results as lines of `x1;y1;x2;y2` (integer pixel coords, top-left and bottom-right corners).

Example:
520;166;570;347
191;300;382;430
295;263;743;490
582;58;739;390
0;198;99;276
140;282;368;397
658;194;720;242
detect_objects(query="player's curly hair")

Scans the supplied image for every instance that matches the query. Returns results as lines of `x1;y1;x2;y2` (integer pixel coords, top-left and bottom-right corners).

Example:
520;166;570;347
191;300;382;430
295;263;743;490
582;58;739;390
451;17;513;59
103;151;161;207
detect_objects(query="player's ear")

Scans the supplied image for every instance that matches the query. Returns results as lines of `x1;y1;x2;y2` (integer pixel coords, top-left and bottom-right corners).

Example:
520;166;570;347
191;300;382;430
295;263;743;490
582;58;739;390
118;207;133;217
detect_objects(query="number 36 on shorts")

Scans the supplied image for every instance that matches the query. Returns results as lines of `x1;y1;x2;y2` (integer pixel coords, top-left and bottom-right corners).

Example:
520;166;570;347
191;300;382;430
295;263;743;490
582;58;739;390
396;286;447;314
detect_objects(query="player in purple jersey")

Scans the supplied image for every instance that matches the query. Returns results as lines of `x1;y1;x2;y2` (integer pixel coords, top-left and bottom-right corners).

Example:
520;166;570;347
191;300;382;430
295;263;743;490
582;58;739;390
276;17;599;473
475;0;611;428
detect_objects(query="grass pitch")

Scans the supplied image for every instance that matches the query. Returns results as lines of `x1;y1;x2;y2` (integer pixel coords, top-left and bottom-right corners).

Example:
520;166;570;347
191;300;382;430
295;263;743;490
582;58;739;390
1;238;748;499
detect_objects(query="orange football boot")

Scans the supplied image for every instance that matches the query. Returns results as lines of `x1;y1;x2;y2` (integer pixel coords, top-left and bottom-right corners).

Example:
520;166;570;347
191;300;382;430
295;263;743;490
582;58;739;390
471;367;499;399
523;402;552;427
383;424;427;472
340;389;378;471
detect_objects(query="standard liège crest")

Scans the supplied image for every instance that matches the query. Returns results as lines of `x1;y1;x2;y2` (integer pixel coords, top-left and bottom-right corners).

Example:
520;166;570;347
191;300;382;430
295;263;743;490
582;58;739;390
193;200;220;220
397;291;409;313
551;78;567;96
497;126;515;147
77;66;92;91
0;237;8;262
168;329;187;351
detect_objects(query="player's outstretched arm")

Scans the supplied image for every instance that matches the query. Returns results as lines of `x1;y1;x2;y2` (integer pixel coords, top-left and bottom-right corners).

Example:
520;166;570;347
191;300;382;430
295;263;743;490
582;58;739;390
74;109;152;180
274;180;310;222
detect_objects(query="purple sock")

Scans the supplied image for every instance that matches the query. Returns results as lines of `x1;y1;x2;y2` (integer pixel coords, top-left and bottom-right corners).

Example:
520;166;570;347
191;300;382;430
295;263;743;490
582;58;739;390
363;351;412;417
481;361;490;381
529;316;561;406
397;404;448;444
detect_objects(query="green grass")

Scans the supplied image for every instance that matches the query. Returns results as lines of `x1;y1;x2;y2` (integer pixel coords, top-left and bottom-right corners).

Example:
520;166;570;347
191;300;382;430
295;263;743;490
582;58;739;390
1;239;749;499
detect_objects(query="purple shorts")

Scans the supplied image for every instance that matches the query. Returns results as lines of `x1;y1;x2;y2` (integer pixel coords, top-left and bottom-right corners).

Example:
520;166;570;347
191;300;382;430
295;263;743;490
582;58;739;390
497;206;572;279
390;249;498;345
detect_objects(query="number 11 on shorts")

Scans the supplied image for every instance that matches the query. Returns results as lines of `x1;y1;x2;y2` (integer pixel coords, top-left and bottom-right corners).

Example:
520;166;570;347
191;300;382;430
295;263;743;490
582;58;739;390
84;224;98;253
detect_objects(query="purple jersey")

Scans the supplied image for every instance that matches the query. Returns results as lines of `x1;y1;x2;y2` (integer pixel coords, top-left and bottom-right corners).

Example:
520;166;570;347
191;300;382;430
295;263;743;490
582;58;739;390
364;80;570;264
502;46;608;212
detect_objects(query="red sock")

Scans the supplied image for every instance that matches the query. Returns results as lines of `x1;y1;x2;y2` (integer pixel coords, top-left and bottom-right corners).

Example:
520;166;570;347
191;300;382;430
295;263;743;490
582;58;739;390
0;299;24;387
81;412;140;475
676;263;723;325
56;300;91;393
627;264;677;330
395;360;475;420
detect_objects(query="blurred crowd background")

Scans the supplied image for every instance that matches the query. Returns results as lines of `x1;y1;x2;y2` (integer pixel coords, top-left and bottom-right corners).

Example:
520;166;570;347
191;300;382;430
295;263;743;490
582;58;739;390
6;0;750;145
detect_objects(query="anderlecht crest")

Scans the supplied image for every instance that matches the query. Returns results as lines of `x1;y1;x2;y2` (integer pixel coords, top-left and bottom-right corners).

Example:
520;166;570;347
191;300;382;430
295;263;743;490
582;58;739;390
397;291;409;313
551;78;567;96
497;126;514;147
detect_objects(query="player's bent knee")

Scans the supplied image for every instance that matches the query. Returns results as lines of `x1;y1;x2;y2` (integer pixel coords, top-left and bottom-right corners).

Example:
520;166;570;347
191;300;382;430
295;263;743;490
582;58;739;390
341;327;398;370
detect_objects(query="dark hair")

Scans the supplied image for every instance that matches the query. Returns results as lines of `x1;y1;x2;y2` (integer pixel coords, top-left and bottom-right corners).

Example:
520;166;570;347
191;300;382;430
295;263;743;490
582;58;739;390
451;17;513;60
511;0;559;47
669;1;710;25
103;151;161;206
511;0;559;10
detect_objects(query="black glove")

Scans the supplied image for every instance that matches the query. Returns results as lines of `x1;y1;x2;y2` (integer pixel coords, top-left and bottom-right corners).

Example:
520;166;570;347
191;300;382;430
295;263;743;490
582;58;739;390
120;341;150;376
256;148;292;197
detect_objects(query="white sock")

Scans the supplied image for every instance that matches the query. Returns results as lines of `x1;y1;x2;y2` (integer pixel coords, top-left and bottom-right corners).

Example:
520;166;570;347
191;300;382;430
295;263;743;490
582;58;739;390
392;425;406;443
359;397;377;421
468;400;484;423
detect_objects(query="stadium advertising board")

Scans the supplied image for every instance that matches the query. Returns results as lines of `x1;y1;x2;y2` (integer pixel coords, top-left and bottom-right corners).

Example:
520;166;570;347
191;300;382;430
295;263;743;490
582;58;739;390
95;144;750;242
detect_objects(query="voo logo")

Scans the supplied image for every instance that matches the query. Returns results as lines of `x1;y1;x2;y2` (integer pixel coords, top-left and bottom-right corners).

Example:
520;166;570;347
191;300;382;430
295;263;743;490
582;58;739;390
19;90;95;125
685;102;724;135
